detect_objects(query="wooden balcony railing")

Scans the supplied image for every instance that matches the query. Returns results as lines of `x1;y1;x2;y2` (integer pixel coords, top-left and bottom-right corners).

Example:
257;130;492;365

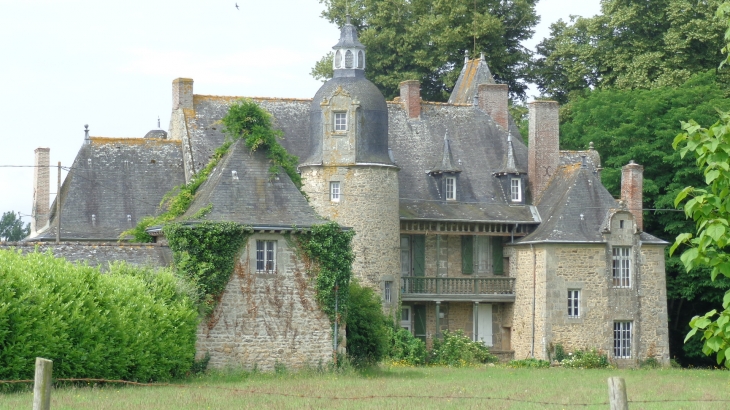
401;277;515;301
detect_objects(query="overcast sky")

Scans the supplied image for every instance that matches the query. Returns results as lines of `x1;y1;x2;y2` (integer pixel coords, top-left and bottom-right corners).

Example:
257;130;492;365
0;0;602;227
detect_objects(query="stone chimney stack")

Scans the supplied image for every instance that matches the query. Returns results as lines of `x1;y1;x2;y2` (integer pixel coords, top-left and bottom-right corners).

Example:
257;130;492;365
528;101;560;201
621;160;644;231
399;80;421;119
478;83;509;130
32;147;50;234
172;78;194;110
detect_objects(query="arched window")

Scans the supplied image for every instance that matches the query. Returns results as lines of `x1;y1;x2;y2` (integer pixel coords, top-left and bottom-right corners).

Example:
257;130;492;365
357;51;364;69
334;50;342;69
345;50;354;68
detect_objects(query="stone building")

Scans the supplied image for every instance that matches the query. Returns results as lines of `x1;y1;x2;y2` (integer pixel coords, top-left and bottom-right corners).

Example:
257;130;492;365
18;17;669;367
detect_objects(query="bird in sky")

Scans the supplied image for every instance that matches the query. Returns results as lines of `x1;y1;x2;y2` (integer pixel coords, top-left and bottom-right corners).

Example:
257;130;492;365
235;3;239;9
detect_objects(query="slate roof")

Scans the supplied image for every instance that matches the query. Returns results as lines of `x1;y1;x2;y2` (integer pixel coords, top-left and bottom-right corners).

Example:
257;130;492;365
388;102;537;223
179;139;324;228
32;137;185;241
448;55;497;104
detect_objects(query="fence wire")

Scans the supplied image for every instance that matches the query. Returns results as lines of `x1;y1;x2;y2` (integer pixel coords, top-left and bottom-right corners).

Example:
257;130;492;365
2;377;730;407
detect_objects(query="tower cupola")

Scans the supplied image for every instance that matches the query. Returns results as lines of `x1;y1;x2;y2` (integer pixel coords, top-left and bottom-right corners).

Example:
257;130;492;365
332;15;366;77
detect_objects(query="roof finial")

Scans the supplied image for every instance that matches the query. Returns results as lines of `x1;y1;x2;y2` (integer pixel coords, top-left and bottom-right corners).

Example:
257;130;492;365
157;116;160;129
346;0;350;23
464;50;469;63
507;130;512;143
84;124;90;144
480;52;485;61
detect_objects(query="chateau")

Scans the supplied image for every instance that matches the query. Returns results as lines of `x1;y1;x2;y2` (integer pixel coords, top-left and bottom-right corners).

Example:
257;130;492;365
19;18;670;368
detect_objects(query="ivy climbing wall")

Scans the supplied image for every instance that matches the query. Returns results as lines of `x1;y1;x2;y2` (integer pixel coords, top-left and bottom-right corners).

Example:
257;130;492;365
195;234;332;371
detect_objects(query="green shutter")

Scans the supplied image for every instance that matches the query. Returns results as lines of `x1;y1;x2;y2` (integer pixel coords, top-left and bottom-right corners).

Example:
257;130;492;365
414;305;427;342
492;237;504;275
413;235;425;277
462;236;474;275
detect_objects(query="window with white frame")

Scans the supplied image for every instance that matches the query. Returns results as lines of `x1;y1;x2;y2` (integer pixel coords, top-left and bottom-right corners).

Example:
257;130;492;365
475;236;491;275
568;290;580;318
384;281;393;303
400;306;411;331
613;321;632;358
510;178;522;202
445;177;456;200
612;247;631;287
334;112;347;132
330;181;341;202
256;240;276;273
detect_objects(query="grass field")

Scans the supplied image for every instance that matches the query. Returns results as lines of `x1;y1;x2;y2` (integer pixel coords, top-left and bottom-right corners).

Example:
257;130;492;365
2;365;729;409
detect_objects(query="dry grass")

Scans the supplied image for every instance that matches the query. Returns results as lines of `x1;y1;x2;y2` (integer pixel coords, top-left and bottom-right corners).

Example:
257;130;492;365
2;366;729;409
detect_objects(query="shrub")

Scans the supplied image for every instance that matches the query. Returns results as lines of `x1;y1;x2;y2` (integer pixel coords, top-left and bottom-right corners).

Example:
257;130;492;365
429;330;498;367
388;327;427;366
345;281;390;366
640;357;661;369
561;349;610;369
507;358;551;368
553;343;567;362
0;250;198;382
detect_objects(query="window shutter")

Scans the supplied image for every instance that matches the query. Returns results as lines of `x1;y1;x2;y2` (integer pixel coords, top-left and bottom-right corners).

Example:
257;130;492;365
492;237;504;275
462;236;474;275
413;235;425;277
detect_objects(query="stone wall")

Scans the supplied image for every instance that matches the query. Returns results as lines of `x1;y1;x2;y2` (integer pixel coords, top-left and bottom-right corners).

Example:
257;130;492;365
196;234;332;371
301;165;400;292
510;245;548;360
637;245;670;364
0;241;172;269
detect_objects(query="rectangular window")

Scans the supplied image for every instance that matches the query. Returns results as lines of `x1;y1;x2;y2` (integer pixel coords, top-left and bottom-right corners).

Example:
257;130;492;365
614;321;632;358
475;236;491;275
330;181;341;202
511;178;522;202
445;177;456;200
384;281;393;303
400;306;411;331
256;240;276;273
400;236;411;276
568;290;580;318
334;112;347;132
612;247;631;287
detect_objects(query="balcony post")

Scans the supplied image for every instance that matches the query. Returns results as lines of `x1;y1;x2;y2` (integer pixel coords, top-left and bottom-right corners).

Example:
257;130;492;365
435;301;441;339
473;302;479;342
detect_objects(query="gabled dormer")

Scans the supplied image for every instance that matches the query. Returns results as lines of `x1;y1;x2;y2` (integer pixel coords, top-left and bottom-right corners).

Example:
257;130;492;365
428;133;462;201
494;132;526;204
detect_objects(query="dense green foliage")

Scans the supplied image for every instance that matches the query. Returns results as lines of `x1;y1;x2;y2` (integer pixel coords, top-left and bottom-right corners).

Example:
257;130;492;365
533;0;726;103
560;349;610;369
296;222;355;324
388;327;427;366
0;250;198;382
672;109;730;368
314;0;539;101
345;281;390;365
164;222;250;316
0;211;29;241
428;330;498;366
221;99;302;190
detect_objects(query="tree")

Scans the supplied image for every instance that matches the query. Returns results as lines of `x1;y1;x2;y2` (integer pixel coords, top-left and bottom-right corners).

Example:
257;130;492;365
313;0;539;101
558;70;730;364
0;211;29;241
345;280;390;365
533;0;726;103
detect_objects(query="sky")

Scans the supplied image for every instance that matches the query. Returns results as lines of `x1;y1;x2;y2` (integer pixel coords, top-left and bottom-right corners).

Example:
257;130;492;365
0;0;602;227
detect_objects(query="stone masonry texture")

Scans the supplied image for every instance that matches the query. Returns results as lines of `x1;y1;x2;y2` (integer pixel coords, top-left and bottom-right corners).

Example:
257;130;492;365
621;161;644;231
399;80;421;119
478;84;509;130
528;101;559;201
196;234;332;371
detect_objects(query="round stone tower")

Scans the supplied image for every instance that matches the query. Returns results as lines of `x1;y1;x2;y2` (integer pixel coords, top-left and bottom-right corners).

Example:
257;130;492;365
300;16;400;294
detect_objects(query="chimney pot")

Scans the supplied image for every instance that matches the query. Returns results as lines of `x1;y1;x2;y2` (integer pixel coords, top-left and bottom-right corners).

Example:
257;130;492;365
621;160;644;231
172;78;194;111
31;147;51;235
478;84;509;130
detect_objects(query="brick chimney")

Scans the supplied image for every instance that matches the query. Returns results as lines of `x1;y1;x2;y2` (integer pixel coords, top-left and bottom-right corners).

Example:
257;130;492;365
32;147;50;234
621;160;644;231
478;83;509;130
172;78;194;110
528;101;560;201
400;80;421;119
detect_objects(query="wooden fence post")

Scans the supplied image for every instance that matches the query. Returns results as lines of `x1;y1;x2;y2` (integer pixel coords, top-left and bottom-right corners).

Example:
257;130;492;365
33;357;52;410
608;376;628;410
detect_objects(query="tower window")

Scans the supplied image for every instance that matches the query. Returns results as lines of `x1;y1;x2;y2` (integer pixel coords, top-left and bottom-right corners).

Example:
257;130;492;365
334;112;347;132
345;50;354;68
511;178;522;202
357;50;364;68
445;177;456;200
568;290;580;318
330;181;341;202
384;281;393;303
614;321;632;358
334;50;342;68
612;247;631;288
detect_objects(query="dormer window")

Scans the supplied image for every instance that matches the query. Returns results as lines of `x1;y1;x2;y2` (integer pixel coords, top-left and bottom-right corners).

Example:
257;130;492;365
334;112;347;132
510;178;522;202
445;176;456;200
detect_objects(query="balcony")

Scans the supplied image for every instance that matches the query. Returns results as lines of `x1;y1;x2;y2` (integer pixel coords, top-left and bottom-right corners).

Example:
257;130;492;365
401;277;515;302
